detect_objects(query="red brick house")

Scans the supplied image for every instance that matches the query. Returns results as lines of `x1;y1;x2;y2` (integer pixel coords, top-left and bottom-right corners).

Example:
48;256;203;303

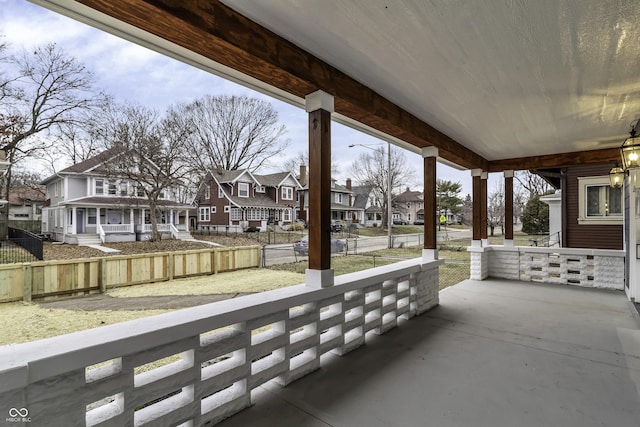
197;169;302;231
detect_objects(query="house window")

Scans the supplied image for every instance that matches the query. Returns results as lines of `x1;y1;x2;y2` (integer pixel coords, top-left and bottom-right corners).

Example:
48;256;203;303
336;193;343;204
238;182;249;198
159;190;166;199
218;186;225;198
119;181;128;196
211;206;216;214
282;187;293;200
88;208;96;225
136;185;145;197
95;180;104;195
108;182;117;195
231;208;242;220
199;207;210;222
224;206;230;213
204;186;210;200
578;176;623;225
283;209;291;221
256;185;265;193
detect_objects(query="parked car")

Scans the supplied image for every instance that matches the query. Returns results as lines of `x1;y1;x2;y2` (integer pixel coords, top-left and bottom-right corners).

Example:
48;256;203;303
293;235;347;256
330;220;343;232
392;218;409;225
413;219;424;225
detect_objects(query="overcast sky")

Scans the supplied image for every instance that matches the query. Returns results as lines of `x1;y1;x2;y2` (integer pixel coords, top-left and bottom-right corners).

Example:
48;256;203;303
0;0;490;195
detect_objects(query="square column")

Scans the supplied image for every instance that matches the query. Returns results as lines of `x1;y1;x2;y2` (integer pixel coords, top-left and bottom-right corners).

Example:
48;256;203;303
471;169;483;247
422;147;438;261
305;90;334;288
481;171;488;246
504;170;514;246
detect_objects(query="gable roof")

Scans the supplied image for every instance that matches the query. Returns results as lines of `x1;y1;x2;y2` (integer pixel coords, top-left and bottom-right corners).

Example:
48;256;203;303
395;189;423;203
256;171;292;187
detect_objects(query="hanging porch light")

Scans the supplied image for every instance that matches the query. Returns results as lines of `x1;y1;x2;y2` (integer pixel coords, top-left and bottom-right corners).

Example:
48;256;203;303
609;164;624;188
620;120;640;170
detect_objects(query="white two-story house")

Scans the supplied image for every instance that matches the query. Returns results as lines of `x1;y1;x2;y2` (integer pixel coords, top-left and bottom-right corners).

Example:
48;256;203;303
40;148;194;244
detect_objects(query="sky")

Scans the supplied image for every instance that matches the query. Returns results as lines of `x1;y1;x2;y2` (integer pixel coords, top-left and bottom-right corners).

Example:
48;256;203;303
0;0;497;196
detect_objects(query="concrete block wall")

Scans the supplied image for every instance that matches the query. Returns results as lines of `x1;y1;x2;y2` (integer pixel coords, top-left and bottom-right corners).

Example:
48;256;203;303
0;257;443;427
469;245;625;292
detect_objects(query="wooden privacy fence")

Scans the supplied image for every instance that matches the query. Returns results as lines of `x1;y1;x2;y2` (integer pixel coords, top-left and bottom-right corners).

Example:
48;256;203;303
0;245;261;303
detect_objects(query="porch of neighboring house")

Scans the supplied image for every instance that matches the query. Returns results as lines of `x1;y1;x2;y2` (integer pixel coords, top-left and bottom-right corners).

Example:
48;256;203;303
45;205;194;244
217;279;640;427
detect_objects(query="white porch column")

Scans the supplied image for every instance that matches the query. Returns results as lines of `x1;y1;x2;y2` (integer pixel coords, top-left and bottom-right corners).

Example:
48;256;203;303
72;207;77;235
481;171;488;247
96;207;101;227
185;209;189;231
130;209;134;233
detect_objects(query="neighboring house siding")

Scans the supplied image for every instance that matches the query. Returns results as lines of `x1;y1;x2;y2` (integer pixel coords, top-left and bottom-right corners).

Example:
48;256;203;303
68;176;86;199
564;164;622;250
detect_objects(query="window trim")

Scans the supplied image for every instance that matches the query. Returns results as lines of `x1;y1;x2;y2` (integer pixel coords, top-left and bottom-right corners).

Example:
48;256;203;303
238;182;250;198
281;186;294;200
577;176;623;225
199;207;211;222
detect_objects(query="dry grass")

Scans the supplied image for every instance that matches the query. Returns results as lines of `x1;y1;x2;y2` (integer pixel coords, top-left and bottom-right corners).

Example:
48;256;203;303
0;302;170;346
108;269;304;297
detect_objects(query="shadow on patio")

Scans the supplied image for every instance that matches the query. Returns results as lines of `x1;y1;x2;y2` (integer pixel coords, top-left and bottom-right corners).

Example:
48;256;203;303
219;279;640;427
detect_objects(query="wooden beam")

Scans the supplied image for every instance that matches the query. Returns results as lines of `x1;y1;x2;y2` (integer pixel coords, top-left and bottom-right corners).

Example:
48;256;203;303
472;175;482;241
488;147;620;172
423;156;436;250
481;175;487;240
75;0;487;170
504;173;513;240
308;109;332;271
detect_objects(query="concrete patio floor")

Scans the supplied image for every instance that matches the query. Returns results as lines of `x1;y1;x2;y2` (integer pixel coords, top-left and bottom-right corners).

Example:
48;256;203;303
218;279;640;427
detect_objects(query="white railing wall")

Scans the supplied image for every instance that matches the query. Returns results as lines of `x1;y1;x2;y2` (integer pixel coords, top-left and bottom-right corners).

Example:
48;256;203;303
469;246;625;290
100;224;133;233
97;223;106;243
0;258;441;427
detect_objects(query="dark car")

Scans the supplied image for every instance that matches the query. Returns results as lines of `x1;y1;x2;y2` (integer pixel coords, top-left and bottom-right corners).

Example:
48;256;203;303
413;219;424;225
392;218;409;225
330;220;343;232
293;235;347;256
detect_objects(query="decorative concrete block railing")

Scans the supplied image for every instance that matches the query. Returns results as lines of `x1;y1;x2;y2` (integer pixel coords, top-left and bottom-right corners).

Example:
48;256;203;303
0;258;441;426
469;246;624;290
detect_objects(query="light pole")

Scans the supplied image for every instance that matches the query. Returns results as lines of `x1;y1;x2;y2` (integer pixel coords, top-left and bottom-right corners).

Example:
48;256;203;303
349;142;393;249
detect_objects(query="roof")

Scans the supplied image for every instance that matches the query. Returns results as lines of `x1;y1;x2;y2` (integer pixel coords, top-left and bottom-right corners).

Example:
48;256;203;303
395;190;423;203
8;186;46;205
46;1;639;171
211;169;251;184
226;193;286;209
351;185;372;210
60;196;193;209
256;172;291;187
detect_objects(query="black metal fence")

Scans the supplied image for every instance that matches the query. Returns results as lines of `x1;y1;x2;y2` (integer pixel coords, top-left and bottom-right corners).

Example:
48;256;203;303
7;227;43;261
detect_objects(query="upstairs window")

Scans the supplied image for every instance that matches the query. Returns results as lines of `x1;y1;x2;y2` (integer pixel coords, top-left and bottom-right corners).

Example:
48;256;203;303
204;186;211;200
238;182;249;198
281;187;293;200
256;185;265;193
218;186;225;198
108;182;117;195
95;179;104;195
336;193;343;204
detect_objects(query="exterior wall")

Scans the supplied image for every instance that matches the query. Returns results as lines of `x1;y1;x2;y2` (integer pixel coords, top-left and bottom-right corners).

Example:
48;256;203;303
564;164;623;250
67;176;86;200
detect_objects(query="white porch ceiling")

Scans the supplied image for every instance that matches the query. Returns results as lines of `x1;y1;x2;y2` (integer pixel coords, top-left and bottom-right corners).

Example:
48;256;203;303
223;0;640;162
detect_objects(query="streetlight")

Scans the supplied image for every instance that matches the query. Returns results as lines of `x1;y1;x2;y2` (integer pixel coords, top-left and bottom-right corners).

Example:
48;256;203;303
348;142;393;249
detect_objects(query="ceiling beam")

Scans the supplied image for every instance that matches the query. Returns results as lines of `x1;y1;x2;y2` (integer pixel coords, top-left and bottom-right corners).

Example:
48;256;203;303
487;147;620;172
74;0;487;170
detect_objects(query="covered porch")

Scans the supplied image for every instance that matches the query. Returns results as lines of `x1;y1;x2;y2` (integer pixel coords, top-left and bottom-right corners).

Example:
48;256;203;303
218;279;640;427
9;0;640;425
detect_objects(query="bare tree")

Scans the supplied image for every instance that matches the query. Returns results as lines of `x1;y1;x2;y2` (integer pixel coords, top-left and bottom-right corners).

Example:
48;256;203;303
349;146;415;228
515;170;554;198
94;103;193;241
175;95;289;177
0;43;108;202
487;183;505;236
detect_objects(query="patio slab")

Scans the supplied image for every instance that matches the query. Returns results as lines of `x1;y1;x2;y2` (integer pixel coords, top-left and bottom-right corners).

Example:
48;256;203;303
218;279;640;427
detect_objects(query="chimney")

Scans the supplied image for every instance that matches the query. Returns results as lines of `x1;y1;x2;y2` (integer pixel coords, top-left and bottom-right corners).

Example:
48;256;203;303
346;178;352;190
299;164;308;186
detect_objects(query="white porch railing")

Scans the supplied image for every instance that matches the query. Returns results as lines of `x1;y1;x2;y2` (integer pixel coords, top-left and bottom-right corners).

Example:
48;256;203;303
0;258;441;426
101;224;134;233
469;245;625;290
97;223;106;243
142;224;172;232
